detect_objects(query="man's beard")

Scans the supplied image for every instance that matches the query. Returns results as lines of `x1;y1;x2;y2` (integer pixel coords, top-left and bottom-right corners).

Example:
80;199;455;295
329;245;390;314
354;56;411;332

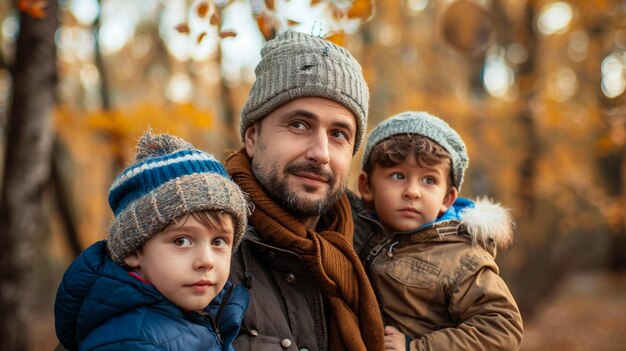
252;160;346;218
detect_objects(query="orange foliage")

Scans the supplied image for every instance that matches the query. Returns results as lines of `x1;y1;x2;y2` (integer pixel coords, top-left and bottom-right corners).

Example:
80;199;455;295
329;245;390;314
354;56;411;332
347;0;374;20
210;12;221;26
219;30;237;38
256;15;275;40
197;32;207;44
55;103;216;157
17;0;47;18
570;0;614;12
176;1;237;42
325;32;346;47
175;23;190;34
197;1;210;17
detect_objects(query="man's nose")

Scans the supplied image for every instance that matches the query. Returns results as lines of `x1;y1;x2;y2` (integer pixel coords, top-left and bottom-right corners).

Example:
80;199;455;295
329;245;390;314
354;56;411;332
305;131;330;165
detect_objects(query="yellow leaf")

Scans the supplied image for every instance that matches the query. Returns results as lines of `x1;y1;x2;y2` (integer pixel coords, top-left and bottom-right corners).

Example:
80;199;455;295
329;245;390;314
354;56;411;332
196;1;209;17
256;15;275;40
347;0;373;20
325;32;346;47
17;0;47;18
210;13;221;26
175;23;190;34
197;32;207;44
219;30;237;38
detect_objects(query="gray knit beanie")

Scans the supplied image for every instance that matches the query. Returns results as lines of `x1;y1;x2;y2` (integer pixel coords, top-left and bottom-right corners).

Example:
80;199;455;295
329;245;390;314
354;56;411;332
106;131;249;264
241;30;369;153
362;111;469;191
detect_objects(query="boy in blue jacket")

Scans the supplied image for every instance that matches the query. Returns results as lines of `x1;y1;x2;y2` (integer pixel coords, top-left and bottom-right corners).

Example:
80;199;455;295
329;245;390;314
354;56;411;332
54;131;250;351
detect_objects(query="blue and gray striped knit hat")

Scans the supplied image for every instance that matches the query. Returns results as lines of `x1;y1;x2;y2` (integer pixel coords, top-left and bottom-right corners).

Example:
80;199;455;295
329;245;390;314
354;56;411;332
106;131;249;264
362;111;469;191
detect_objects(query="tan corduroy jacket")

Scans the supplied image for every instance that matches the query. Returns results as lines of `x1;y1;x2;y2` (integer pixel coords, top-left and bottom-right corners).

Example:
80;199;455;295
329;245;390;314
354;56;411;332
351;194;524;351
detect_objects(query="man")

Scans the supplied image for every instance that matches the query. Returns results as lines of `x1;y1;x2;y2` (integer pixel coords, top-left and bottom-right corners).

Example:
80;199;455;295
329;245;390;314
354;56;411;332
225;30;384;351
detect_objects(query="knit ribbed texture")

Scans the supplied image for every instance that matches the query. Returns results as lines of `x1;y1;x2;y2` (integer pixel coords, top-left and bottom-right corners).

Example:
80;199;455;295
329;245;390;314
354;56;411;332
241;30;369;152
106;131;248;264
362;111;469;191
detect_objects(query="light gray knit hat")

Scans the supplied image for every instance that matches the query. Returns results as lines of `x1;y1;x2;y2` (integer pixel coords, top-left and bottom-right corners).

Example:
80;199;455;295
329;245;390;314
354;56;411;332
106;131;249;264
241;30;369;153
362;111;469;191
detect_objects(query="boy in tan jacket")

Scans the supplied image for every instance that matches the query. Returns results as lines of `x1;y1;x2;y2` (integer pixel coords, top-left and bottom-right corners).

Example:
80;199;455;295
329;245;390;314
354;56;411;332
353;111;523;350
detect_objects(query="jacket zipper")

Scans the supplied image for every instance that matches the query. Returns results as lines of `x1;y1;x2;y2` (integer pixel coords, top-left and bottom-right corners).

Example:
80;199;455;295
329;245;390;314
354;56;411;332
319;293;329;351
212;284;235;346
364;238;392;272
209;315;222;345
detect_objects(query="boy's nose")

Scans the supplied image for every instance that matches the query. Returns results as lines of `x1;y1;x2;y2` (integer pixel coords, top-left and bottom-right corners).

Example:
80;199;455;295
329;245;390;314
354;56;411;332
193;245;215;270
403;182;421;199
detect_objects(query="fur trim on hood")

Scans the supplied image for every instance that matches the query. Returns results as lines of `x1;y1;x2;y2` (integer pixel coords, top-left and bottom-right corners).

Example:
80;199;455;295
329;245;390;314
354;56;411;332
460;197;515;250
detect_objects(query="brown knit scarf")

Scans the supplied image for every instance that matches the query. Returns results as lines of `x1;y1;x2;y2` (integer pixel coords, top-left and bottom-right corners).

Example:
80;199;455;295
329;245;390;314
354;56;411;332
226;149;384;351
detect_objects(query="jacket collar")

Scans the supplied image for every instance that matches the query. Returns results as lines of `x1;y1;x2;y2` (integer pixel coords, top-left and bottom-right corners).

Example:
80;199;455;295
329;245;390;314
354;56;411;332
355;196;514;251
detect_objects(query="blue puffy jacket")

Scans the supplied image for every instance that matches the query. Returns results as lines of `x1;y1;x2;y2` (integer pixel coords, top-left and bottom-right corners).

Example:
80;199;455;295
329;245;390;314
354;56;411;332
54;240;249;351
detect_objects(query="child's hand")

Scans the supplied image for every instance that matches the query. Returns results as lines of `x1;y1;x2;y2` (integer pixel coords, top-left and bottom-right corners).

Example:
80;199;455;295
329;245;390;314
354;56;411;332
384;325;407;350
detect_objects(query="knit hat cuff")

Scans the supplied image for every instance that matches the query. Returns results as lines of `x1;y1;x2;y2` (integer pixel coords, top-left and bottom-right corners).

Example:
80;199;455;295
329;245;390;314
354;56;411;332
362;111;469;191
108;149;229;216
241;30;369;153
242;86;366;152
106;172;248;264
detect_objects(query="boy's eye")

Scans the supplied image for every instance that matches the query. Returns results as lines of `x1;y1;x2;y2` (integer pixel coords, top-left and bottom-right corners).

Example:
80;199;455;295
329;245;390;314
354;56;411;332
423;176;436;185
173;237;192;247
212;237;228;247
390;172;405;180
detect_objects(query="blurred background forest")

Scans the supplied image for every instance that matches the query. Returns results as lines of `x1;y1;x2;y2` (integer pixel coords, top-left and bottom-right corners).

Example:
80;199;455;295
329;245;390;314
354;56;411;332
0;0;625;350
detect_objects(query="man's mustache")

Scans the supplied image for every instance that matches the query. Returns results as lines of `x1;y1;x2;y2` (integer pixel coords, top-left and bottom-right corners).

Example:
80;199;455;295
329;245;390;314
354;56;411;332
285;161;335;184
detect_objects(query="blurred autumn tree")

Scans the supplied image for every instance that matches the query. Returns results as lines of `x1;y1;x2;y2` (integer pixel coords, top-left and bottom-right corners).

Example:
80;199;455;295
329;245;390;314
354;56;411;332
0;0;624;350
0;0;58;349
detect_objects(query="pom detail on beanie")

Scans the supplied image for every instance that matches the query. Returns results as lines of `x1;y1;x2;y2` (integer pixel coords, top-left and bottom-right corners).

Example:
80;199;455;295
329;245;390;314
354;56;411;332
135;132;193;161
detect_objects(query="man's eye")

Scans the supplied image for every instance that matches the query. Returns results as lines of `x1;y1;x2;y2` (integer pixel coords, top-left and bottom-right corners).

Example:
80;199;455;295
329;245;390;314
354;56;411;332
290;121;307;129
331;130;349;140
173;237;192;247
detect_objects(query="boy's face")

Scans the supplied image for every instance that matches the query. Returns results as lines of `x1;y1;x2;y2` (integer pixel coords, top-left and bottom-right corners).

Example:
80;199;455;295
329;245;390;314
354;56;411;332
244;96;357;218
358;158;458;233
124;213;234;311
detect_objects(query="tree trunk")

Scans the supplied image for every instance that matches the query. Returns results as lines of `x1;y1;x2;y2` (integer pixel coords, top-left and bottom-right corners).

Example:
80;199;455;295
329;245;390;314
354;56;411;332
217;42;239;151
0;1;58;349
516;3;539;217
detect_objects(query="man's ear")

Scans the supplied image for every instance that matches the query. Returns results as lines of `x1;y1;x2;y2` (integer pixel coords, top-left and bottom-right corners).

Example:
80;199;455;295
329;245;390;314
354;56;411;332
358;172;374;202
124;252;140;269
440;187;459;214
244;123;258;158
